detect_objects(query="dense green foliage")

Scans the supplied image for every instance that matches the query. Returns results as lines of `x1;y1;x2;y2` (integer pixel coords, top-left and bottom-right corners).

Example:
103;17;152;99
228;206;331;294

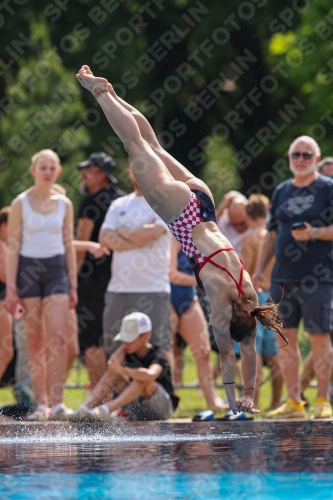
1;0;333;206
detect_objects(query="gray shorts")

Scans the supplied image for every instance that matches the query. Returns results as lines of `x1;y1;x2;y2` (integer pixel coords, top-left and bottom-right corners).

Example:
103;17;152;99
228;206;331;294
270;282;333;334
17;254;69;299
123;382;173;421
103;291;172;355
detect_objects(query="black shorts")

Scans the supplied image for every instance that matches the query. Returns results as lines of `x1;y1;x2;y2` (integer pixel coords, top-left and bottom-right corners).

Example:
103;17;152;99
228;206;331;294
77;276;109;352
17;254;69;299
270;282;333;334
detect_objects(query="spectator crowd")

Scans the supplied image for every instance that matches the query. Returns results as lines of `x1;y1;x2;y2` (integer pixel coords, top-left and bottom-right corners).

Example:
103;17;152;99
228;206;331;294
1;136;333;421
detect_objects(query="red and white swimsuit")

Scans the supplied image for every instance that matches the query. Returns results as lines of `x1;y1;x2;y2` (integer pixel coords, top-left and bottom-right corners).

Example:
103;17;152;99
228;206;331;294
167;190;245;297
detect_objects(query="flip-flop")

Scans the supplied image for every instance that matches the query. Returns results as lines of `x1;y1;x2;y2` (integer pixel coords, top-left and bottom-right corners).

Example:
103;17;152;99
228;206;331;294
217;410;253;421
192;410;215;421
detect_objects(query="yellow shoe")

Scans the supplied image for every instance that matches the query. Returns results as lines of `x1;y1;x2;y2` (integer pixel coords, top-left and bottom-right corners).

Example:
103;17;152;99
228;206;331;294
266;398;306;419
312;398;333;419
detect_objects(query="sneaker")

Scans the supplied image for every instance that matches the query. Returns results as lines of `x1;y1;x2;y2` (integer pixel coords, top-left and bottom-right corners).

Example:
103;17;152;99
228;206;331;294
26;404;51;421
92;404;115;422
67;404;96;422
49;403;74;421
266;398;306;419
312;398;333;419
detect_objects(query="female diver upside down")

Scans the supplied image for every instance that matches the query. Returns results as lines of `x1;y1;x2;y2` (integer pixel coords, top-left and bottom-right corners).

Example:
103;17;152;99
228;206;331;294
76;65;287;415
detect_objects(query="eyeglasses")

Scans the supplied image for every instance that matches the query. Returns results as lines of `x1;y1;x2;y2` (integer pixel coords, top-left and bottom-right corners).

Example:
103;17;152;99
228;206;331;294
290;152;314;160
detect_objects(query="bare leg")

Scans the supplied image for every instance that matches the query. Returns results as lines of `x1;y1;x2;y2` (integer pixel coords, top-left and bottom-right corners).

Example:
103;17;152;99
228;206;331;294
265;354;283;409
84;370;127;409
43;294;69;407
254;353;262;407
170;305;183;384
108;83;213;199
21;297;48;407
85;347;107;388
277;327;301;403
300;352;315;393
105;380;155;412
43;307;79;377
178;298;228;411
309;333;332;400
0;302;13;380
65;309;79;374
76;67;194;223
173;341;184;385
78;69;194;185
163;349;174;377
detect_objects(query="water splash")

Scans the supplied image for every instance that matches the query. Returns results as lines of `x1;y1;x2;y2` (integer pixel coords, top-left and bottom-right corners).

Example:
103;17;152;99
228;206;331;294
0;431;248;444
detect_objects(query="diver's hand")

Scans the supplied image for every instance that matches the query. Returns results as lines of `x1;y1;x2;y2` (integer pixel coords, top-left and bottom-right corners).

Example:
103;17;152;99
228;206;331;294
229;396;260;415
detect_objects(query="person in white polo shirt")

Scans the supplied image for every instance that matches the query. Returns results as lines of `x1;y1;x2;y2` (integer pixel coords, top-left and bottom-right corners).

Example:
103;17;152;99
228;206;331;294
99;166;172;365
69;312;178;421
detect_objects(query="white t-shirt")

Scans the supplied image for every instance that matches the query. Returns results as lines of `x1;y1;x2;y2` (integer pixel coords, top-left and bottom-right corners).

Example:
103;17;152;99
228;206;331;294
101;192;171;293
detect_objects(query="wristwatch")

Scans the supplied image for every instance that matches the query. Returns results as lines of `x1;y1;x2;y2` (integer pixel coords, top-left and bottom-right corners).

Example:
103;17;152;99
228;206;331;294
311;227;317;241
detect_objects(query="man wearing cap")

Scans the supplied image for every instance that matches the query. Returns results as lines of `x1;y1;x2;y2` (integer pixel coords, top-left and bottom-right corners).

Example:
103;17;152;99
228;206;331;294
99;166;173;365
69;312;178;421
76;152;125;388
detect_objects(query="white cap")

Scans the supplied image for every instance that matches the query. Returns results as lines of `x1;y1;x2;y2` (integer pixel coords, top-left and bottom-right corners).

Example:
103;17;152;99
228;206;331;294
114;312;152;343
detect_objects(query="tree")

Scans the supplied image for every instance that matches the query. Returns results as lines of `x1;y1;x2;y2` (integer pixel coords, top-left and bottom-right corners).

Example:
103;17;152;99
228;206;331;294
2;0;332;203
0;19;89;206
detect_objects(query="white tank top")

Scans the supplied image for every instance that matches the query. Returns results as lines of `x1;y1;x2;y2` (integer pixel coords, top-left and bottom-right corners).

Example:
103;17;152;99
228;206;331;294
19;191;67;258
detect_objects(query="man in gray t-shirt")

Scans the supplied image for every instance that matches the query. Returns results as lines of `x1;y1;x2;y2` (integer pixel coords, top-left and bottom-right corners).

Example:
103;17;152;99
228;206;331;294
253;135;333;420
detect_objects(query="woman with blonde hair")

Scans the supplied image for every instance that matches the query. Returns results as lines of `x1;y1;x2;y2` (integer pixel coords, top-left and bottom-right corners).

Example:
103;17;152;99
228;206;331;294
76;66;287;414
5;149;77;420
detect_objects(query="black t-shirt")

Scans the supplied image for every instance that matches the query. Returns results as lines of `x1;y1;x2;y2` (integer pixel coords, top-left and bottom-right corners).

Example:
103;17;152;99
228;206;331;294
125;344;179;410
77;185;125;281
266;175;333;283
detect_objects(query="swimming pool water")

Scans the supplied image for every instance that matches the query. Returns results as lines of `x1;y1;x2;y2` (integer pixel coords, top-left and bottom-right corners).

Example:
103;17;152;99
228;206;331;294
1;472;332;499
1;421;333;500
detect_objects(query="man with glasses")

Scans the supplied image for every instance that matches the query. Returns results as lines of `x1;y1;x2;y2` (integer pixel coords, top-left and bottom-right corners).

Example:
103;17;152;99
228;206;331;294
76;152;125;388
253;136;333;419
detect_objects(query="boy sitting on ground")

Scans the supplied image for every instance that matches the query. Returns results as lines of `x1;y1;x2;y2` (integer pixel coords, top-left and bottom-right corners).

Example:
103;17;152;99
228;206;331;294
70;312;179;421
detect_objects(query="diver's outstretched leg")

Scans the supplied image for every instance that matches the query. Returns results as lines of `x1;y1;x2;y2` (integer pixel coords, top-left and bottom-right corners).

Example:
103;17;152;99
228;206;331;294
78;66;213;200
76;66;191;223
109;83;213;200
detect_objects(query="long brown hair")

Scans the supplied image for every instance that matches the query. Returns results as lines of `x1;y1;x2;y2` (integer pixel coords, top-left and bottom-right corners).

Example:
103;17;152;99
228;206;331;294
230;294;288;347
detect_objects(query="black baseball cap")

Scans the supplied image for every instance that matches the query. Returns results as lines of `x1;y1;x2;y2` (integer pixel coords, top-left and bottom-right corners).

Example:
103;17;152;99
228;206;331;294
77;152;118;184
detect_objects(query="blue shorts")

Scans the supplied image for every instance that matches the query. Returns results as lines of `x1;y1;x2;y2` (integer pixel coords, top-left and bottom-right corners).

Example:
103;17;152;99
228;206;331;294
255;290;278;356
171;283;195;317
270;282;333;334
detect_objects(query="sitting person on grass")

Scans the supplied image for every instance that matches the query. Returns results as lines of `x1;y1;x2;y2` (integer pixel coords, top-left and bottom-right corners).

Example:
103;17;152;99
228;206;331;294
70;312;179;421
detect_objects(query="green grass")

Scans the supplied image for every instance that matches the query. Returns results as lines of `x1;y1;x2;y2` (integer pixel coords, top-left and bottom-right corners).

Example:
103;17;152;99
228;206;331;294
0;324;319;419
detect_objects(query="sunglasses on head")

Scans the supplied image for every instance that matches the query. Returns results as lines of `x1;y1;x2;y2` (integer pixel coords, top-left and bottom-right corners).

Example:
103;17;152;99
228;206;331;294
290;152;314;160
